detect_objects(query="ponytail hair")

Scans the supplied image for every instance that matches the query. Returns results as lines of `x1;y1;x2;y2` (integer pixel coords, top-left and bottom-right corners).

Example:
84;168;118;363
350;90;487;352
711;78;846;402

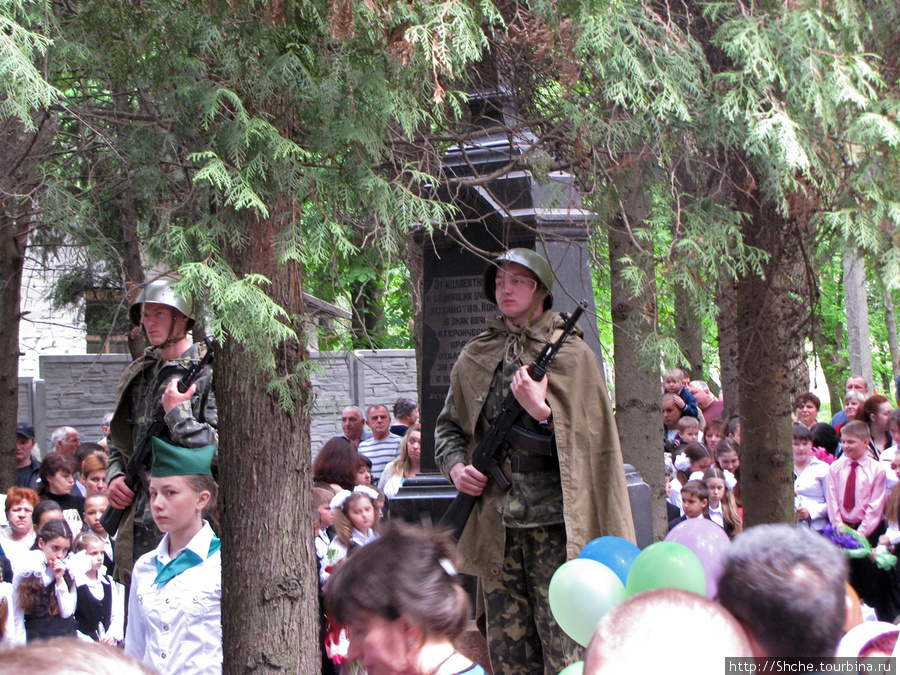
703;467;743;536
17;519;74;616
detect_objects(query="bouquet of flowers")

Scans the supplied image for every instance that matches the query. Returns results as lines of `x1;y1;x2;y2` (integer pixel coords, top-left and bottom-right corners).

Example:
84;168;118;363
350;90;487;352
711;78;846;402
823;523;897;571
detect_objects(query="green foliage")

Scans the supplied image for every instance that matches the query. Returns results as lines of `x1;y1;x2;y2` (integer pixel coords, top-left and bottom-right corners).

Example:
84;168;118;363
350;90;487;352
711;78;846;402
0;0;59;128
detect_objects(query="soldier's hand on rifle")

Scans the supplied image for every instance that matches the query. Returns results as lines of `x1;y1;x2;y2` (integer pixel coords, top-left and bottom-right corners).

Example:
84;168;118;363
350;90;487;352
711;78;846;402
162;379;195;413
108;476;136;510
511;366;552;424
450;462;489;497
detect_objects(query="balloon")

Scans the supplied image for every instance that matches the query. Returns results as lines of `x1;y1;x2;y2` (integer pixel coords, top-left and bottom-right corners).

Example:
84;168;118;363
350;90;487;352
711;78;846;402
625;541;706;597
578;536;642;586
549;559;626;647
664;518;731;599
558;662;584;675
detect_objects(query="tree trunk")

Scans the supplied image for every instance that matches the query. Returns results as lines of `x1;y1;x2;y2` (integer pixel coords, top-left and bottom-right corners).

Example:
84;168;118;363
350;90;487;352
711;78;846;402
673;281;704;381
735;200;804;527
0;212;27;490
609;177;667;540
716;277;740;419
217;204;319;674
0;114;54;489
883;279;899;385
843;242;873;387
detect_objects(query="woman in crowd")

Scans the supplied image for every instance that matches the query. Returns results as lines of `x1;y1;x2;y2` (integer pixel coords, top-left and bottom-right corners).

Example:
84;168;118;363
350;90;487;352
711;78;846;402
313;436;362;492
80;453;109;497
792;425;829;531
1;488;40;575
837;391;868;434
326;523;486;675
856;394;894;459
793;392;820;430
378;424;422;498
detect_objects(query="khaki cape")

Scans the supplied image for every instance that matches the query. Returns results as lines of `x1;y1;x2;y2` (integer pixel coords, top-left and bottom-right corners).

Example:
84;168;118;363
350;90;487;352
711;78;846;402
435;311;636;579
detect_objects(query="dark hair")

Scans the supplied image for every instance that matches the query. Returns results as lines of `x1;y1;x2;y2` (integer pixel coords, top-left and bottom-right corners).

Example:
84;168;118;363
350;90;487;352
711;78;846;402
726;416;740;438
718;524;847;657
811;423;839;456
717;438;740;457
313;436;359;490
74;442;104;471
793;392;820;411
680;479;710;502
791;424;813;442
38;452;78;497
32;500;63;527
18;520;74;616
392;397;417;419
856;394;890;426
326;523;470;644
357;454;372;470
704;418;726;437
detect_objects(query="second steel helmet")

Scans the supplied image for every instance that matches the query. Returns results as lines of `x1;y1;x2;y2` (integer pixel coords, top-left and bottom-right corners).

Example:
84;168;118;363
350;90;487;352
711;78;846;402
483;248;554;311
129;278;195;330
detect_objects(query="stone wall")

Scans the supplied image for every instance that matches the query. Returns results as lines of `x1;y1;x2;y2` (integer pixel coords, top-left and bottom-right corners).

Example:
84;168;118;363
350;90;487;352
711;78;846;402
20;350;417;460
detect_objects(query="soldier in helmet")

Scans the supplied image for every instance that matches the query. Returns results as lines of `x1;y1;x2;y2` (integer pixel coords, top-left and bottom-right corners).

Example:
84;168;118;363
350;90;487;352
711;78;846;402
105;278;217;585
435;248;635;675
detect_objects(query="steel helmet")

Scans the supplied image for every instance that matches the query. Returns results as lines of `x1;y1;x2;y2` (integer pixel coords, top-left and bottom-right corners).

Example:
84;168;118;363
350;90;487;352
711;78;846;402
129;278;195;329
483;248;554;311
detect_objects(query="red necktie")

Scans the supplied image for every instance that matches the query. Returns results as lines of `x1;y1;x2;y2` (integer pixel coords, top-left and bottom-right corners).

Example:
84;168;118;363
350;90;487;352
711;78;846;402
843;461;858;513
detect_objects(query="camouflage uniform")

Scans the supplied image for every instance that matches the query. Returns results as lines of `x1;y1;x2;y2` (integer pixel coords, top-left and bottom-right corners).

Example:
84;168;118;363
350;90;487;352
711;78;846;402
106;341;217;585
435;310;635;675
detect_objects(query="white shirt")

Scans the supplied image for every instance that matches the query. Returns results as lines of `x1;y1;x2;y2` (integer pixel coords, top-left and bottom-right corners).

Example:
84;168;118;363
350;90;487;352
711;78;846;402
794;458;830;531
125;522;221;675
0;530;37;576
9;549;77;645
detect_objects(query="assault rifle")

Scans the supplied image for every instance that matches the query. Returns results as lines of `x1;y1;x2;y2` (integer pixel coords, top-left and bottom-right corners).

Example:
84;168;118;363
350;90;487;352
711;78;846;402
440;302;587;541
100;336;215;534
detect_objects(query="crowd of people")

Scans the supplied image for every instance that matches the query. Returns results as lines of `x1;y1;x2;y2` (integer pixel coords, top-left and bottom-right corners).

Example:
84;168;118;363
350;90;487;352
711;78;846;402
6;251;900;675
664;369;900;627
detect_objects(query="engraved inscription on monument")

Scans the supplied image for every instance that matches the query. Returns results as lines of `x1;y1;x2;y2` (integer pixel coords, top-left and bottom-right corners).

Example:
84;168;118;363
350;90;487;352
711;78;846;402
424;276;495;388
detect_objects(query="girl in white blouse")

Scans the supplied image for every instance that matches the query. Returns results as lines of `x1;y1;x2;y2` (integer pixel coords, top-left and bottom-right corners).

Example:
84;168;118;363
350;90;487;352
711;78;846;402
124;439;220;675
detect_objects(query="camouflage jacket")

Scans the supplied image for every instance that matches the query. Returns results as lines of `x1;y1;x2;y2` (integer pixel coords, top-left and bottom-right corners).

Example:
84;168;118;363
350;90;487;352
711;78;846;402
106;341;217;583
434;311;636;580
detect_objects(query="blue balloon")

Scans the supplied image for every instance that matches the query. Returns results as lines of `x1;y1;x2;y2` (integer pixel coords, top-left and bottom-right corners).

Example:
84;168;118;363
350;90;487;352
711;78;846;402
578;536;642;586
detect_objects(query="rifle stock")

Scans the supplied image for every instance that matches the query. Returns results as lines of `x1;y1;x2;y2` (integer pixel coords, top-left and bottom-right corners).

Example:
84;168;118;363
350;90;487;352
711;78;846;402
439;304;586;540
100;337;215;535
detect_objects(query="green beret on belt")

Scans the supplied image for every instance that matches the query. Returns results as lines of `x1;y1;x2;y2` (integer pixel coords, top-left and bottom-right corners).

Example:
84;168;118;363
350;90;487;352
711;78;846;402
151;437;216;477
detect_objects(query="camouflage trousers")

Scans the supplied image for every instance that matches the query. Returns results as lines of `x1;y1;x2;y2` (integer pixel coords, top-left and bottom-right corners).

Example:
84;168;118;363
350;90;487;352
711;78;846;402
481;524;581;675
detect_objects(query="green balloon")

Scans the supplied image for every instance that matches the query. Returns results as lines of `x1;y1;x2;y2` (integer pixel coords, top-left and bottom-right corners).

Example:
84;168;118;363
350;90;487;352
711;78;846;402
548;559;626;647
625;541;706;597
559;662;585;675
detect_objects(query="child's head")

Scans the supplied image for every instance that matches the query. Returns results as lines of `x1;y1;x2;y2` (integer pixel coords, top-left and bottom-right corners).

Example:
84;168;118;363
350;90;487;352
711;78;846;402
149;473;216;534
702;467;727;507
677;417;701;445
332;486;379;542
681;480;709;519
726;416;741;444
889;408;900;442
35;519;72;564
840;421;870;460
83;494;109;537
73;531;105;573
355;454;373;487
33;500;64;529
716;439;740;474
38;452;77;497
313;487;335;530
663;369;684;393
682;442;711;474
703;419;726;454
792;424;813;460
